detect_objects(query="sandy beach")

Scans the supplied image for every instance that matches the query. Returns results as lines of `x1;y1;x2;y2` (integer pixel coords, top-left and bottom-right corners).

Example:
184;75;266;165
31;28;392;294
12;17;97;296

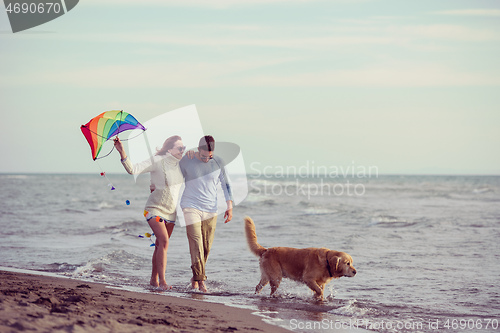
0;270;291;333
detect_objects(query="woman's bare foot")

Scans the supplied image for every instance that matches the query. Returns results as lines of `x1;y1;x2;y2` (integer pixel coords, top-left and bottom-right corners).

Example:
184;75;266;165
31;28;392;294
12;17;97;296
199;280;208;293
158;283;173;290
150;278;159;287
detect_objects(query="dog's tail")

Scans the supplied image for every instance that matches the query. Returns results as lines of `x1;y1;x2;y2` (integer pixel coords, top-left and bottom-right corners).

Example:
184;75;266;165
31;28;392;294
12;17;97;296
244;217;267;257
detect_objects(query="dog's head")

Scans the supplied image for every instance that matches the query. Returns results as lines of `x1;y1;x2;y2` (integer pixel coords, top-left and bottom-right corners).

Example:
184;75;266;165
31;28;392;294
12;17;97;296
327;251;357;278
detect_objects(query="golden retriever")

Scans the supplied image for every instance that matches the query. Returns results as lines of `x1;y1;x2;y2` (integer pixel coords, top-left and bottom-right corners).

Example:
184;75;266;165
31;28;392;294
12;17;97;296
244;217;356;298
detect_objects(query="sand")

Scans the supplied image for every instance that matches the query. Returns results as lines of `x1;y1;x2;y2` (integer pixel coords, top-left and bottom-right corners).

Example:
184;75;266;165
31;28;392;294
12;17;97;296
0;270;291;333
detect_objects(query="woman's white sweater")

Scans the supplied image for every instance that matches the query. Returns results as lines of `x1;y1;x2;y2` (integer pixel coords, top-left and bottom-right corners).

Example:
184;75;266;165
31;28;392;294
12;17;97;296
121;153;183;221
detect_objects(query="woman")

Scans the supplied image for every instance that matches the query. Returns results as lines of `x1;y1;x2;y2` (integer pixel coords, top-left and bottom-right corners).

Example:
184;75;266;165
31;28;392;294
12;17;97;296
114;135;185;290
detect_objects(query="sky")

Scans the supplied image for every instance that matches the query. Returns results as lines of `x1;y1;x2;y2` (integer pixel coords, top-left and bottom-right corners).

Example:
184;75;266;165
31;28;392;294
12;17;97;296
1;0;499;175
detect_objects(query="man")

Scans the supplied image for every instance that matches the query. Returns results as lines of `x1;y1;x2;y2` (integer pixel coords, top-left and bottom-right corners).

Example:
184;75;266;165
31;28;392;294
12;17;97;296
179;135;233;292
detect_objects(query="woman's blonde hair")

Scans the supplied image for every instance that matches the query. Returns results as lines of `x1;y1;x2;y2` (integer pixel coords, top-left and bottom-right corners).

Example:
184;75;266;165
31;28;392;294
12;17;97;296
156;135;182;155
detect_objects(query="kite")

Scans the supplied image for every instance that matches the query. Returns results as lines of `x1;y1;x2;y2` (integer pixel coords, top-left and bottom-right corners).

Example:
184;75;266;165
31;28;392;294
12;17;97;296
81;110;146;193
80;110;146;161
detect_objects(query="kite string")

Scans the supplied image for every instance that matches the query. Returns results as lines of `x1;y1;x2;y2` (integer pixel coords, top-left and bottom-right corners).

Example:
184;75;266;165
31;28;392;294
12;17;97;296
94;129;146;160
95;159;116;190
94;146;115;160
120;129;147;142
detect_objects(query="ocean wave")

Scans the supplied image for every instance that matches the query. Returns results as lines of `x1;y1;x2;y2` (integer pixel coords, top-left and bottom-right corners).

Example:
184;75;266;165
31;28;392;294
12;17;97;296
58;208;86;214
300;207;337;216
369;215;419;228
97;201;117;209
331;301;429;333
473;187;494;194
0;174;30;180
67;250;147;285
332;299;373;317
101;220;143;233
40;262;81;273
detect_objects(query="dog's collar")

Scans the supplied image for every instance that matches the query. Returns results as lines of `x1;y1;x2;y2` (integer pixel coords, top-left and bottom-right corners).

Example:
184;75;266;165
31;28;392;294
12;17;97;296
326;257;333;277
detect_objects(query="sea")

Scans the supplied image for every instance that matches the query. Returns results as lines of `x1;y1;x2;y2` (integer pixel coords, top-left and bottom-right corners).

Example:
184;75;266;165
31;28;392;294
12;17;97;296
1;173;499;333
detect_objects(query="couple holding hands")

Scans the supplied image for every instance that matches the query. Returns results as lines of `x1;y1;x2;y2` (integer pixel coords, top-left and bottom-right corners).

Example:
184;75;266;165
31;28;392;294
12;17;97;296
114;135;233;292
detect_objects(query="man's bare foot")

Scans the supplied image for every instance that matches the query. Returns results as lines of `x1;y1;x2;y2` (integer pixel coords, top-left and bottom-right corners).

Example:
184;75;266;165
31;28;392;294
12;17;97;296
199;281;208;293
191;278;199;290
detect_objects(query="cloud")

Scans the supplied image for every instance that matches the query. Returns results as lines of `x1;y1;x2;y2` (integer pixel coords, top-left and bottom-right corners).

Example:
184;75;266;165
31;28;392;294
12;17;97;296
242;63;500;87
1;57;297;88
124;32;400;48
5;59;499;89
76;21;500;49
29;21;497;54
433;9;500;17
386;24;500;42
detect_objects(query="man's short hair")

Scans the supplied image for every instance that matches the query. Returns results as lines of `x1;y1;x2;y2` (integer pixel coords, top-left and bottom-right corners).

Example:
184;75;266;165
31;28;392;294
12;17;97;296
198;135;215;152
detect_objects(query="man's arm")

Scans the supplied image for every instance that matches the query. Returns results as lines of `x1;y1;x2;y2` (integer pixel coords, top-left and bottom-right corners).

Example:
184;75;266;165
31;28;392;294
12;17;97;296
224;200;233;223
179;155;189;179
216;157;234;223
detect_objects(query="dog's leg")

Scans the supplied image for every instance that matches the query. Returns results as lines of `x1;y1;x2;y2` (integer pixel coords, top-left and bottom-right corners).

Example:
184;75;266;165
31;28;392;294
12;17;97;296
269;276;282;296
255;276;269;294
318;282;328;299
304;279;324;298
264;263;282;296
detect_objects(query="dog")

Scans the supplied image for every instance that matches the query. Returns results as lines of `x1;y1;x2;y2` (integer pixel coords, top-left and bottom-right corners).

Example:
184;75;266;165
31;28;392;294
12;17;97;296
244;217;356;298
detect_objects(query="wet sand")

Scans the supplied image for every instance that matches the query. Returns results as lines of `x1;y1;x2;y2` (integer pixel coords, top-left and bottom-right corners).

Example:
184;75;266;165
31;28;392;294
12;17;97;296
0;270;291;333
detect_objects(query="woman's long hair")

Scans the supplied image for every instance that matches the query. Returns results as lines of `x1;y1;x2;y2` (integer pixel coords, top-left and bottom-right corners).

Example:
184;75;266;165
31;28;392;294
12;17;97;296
156;135;182;155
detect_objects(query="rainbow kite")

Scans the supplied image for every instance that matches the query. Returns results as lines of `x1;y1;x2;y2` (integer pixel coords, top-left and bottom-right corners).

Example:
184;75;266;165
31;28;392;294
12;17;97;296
81;110;146;160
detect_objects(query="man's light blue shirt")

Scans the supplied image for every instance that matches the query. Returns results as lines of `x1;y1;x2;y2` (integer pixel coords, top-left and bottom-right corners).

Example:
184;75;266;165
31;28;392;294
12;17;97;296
179;155;233;213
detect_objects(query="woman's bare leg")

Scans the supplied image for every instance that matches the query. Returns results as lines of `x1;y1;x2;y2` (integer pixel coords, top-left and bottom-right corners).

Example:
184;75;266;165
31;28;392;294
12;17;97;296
147;220;174;290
